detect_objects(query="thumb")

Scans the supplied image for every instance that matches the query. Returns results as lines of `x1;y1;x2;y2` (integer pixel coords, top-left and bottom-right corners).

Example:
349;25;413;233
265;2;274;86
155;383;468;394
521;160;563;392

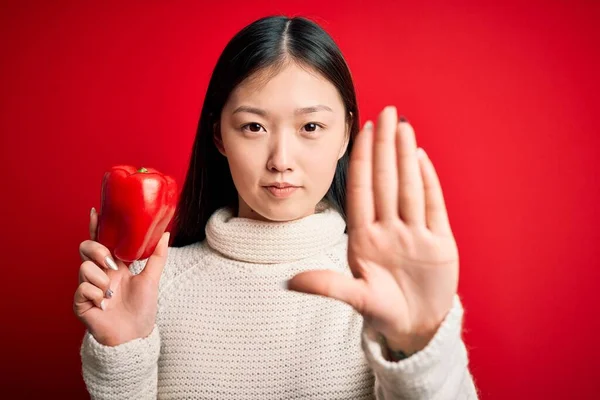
287;270;368;313
89;207;99;241
140;232;170;283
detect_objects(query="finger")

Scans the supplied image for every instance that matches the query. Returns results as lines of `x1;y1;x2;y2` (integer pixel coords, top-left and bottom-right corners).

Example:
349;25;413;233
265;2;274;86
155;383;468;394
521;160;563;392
287;270;369;314
89;207;98;241
79;239;119;271
417;148;452;235
139;232;170;284
74;281;106;311
396;120;425;225
347;120;375;230
373;106;399;221
79;260;113;298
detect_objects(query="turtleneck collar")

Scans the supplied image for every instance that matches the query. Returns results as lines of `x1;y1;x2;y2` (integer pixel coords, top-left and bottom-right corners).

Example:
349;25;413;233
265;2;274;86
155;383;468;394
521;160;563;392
204;200;347;264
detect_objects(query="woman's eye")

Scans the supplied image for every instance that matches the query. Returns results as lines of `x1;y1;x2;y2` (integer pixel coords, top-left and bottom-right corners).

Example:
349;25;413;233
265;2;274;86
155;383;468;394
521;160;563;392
303;123;322;133
242;123;264;133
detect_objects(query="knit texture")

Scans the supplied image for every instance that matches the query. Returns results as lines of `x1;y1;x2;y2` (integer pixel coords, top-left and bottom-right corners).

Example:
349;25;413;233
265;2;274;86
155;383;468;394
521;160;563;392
80;200;478;399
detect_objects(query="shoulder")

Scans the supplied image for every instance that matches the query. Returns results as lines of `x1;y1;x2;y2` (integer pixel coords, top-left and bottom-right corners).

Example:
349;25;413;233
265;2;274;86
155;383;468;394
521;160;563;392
129;240;211;295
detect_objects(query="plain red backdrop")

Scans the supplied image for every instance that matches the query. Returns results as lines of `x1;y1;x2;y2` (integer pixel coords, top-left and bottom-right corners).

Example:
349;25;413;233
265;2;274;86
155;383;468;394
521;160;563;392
1;0;599;398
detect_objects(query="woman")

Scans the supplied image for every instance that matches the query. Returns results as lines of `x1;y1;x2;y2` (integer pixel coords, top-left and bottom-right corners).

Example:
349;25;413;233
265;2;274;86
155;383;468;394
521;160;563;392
74;15;479;399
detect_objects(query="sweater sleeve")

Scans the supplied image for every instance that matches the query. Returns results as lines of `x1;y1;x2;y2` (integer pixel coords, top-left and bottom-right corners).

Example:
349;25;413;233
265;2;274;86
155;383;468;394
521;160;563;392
361;294;480;400
80;325;161;399
79;259;161;400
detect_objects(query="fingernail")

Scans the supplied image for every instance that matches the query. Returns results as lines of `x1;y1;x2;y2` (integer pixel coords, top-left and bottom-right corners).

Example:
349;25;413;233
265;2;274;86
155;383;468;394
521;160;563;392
90;207;96;218
105;255;119;271
364;121;373;131
399;115;408;122
417;147;427;158
280;279;289;290
105;288;113;299
100;300;106;311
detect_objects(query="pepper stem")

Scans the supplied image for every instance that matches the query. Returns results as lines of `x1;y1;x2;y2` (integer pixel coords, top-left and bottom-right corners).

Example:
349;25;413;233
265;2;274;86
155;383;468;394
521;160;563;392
137;167;148;173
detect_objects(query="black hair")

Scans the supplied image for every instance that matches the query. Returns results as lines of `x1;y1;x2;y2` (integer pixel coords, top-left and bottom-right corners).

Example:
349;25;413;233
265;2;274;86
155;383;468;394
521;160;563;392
171;15;360;247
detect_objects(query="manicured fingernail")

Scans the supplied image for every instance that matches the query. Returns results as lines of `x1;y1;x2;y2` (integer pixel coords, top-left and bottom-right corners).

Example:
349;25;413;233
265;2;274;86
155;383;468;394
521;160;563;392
100;300;106;311
105;288;113;299
364;121;373;131
399;115;408;122
90;207;96;217
105;255;118;271
280;279;289;290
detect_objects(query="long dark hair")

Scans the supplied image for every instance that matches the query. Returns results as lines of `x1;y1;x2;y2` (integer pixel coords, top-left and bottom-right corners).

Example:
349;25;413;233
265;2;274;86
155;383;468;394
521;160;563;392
171;15;360;247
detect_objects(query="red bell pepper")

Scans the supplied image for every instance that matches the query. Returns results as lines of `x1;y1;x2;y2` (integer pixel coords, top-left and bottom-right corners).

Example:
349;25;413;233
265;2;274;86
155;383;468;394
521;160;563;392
96;165;178;263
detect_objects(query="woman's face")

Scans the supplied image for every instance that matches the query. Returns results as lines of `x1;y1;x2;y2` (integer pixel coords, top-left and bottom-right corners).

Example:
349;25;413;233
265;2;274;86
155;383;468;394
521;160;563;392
217;62;350;222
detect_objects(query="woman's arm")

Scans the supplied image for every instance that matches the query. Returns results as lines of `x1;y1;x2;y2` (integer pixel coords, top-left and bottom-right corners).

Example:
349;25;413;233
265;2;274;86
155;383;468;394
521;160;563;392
79;258;165;399
362;294;480;399
80;325;161;399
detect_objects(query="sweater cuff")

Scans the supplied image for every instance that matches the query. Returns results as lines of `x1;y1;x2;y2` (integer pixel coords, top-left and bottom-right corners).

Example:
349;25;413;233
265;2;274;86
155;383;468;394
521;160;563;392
80;324;161;376
361;294;469;397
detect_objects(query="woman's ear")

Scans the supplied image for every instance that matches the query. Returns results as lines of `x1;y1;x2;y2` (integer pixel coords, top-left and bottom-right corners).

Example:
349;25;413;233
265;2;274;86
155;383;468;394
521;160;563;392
213;121;226;157
338;111;352;159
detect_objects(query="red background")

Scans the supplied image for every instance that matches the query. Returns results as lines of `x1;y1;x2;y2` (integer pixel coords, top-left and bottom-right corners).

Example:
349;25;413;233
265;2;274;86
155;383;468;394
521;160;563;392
1;0;599;398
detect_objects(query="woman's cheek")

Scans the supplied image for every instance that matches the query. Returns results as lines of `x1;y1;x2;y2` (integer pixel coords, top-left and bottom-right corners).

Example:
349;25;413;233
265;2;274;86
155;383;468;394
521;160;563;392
306;148;338;188
238;150;265;187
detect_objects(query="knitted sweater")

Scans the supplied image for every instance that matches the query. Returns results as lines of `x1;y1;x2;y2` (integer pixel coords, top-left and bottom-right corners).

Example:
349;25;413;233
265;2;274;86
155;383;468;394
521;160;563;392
80;201;479;399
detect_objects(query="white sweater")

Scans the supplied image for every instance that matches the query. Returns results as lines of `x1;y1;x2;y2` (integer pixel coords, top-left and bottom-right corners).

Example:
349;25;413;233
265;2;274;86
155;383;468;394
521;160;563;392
80;201;479;399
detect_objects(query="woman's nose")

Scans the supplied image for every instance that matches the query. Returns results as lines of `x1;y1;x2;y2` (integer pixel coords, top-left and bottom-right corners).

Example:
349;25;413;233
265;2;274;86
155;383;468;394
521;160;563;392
266;135;295;172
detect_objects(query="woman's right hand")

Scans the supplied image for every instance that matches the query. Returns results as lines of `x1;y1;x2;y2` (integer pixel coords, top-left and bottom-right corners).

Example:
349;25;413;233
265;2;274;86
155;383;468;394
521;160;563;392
73;207;170;347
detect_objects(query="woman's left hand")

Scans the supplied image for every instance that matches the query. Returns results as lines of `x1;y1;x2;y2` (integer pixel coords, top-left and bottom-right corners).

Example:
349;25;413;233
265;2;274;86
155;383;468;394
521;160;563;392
287;106;459;356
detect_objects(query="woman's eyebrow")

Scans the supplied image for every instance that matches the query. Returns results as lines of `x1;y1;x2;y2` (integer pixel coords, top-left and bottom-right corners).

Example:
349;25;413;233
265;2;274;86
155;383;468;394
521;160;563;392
295;105;333;115
232;105;333;117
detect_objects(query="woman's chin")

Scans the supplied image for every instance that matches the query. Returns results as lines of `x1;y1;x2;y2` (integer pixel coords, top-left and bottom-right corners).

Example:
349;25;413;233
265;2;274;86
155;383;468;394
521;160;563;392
244;201;313;222
255;206;306;222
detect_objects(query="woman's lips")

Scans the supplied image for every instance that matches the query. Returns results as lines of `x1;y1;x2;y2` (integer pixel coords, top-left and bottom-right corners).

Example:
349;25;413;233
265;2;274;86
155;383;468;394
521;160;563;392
265;186;299;198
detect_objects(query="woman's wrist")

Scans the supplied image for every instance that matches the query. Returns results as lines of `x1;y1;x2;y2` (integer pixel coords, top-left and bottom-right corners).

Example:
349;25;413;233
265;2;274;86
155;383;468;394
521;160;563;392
377;334;412;362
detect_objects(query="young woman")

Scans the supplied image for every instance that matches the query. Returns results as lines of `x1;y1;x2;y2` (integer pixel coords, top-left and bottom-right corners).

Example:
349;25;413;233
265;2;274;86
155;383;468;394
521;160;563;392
74;15;479;399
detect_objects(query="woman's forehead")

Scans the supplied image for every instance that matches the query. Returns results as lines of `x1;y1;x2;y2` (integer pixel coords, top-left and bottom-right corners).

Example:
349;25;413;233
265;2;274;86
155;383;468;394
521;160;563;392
227;63;343;113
